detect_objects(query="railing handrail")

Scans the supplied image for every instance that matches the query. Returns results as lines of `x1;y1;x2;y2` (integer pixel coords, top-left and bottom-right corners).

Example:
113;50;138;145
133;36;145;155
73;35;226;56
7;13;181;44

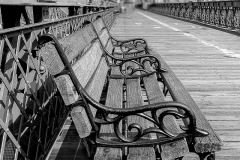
0;6;118;160
0;8;117;35
0;1;118;7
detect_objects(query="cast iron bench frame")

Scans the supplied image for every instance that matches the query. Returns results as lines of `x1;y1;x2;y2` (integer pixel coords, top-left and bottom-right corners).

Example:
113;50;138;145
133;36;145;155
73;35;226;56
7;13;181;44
91;16;223;160
37;16;221;160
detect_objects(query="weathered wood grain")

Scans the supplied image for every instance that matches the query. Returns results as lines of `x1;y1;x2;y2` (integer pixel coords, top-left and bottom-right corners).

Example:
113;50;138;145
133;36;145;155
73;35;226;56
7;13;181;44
142;63;189;160
40;42;65;75
71;58;109;138
72;42;103;88
94;67;123;160
99;29;110;47
125;59;155;160
93;18;105;34
152;52;223;153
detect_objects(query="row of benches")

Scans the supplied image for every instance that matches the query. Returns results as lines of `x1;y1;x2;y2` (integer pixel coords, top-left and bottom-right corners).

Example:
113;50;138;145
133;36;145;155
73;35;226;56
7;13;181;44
39;16;222;160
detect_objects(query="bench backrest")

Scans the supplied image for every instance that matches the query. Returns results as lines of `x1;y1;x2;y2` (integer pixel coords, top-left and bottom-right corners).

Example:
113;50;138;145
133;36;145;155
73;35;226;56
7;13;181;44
92;17;115;54
39;24;109;138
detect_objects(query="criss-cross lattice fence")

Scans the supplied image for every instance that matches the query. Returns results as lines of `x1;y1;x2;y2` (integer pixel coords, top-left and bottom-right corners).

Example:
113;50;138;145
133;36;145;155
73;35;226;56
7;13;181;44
0;5;118;160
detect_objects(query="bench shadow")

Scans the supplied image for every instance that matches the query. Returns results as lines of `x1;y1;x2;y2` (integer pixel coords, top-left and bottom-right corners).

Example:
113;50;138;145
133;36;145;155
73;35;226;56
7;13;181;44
48;118;89;160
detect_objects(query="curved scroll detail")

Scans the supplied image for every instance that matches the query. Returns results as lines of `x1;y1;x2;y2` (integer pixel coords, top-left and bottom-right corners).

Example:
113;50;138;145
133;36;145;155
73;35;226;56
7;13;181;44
180;7;185;18
175;7;180;17
210;8;215;24
215;8;220;26
94;102;209;143
227;9;234;28
111;38;148;53
171;7;175;16
202;8;206;21
38;33;208;148
109;54;166;78
221;9;227;27
206;8;210;22
233;10;240;29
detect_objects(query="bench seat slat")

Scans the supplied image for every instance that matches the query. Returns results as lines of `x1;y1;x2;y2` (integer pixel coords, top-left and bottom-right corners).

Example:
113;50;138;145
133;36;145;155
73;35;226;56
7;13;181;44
126;77;155;160
94;67;123;160
152;53;222;153
125;59;155;160
142;64;189;160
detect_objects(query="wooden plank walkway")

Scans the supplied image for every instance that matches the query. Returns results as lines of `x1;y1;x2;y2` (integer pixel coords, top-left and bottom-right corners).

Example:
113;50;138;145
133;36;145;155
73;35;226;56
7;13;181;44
47;9;240;160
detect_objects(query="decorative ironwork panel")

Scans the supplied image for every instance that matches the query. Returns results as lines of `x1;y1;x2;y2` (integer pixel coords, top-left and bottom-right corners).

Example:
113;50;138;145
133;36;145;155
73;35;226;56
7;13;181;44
149;1;240;31
0;6;118;160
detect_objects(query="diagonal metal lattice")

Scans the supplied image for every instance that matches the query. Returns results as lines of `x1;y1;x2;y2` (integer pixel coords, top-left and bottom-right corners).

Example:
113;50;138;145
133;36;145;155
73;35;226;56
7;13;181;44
0;7;118;160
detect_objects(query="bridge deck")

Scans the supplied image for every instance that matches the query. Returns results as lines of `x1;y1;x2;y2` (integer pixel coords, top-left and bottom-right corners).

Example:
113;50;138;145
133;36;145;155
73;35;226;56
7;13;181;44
47;9;240;160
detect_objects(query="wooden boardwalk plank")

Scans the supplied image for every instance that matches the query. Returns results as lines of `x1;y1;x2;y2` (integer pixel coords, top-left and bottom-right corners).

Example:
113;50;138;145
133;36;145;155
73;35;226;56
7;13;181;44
112;9;240;159
48;9;240;159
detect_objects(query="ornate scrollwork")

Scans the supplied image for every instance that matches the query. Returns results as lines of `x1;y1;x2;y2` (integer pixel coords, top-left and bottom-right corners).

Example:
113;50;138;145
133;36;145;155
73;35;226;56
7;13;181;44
185;7;192;19
110;55;164;78
202;8;206;21
175;7;180;17
166;7;170;15
94;102;208;143
215;8;220;25
221;9;227;27
206;8;210;22
180;7;185;18
115;39;148;53
171;7;175;16
193;8;199;20
233;9;240;29
227;9;234;28
210;8;215;24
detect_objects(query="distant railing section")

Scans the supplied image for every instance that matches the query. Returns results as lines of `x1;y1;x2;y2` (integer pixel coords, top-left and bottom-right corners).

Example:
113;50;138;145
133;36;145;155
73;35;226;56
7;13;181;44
19;7;68;26
0;6;118;160
149;1;240;30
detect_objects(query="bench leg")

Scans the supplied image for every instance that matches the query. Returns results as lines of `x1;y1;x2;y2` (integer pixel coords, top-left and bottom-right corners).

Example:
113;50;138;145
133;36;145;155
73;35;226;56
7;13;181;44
197;152;215;160
83;138;97;160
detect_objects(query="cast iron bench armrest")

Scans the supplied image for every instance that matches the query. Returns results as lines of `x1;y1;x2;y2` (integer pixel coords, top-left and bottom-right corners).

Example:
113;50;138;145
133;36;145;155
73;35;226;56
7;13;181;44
42;32;208;145
111;36;149;53
72;95;209;144
89;19;148;54
111;36;148;48
112;49;149;56
102;45;166;78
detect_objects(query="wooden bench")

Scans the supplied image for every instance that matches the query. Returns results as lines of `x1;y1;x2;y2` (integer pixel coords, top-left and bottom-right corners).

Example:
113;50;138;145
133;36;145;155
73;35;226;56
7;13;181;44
92;16;223;160
38;20;211;160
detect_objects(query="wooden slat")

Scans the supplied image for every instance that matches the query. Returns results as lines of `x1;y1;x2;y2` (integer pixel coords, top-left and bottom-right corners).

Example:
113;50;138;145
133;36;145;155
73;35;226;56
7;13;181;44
54;75;78;105
71;58;109;138
72;42;103;88
40;25;97;74
59;25;95;62
94;67;123;160
99;29;110;47
125;59;155;160
93;18;105;35
40;41;104;106
106;39;114;53
142;64;189;160
40;42;65;75
152;53;222;153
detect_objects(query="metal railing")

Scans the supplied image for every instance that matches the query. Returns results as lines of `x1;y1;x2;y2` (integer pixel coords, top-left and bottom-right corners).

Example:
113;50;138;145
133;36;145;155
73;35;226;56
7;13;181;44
0;6;118;160
149;1;240;31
